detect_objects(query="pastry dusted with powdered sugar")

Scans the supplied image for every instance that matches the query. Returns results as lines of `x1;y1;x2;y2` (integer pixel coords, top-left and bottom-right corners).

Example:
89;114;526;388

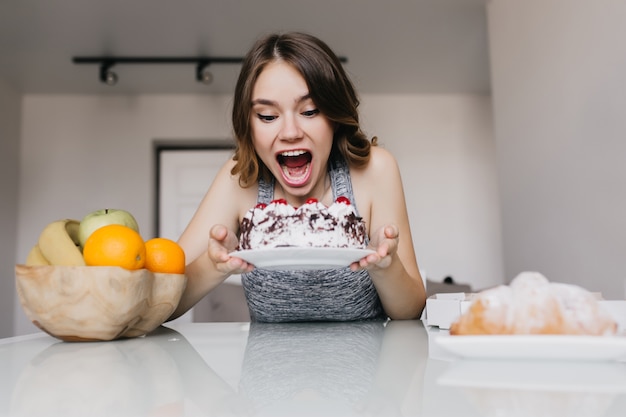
450;272;617;336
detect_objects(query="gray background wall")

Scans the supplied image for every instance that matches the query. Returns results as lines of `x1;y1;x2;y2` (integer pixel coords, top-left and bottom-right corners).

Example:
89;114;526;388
0;79;20;338
489;0;626;298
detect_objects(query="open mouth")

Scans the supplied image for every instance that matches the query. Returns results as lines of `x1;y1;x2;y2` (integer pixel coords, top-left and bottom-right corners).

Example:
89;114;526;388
277;150;312;186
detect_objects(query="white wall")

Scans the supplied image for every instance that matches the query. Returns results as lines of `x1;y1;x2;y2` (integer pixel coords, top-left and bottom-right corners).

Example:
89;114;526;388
488;0;626;296
360;95;501;291
0;78;20;338
14;93;500;336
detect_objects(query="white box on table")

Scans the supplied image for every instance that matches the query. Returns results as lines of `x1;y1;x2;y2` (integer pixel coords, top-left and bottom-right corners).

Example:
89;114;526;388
425;293;474;330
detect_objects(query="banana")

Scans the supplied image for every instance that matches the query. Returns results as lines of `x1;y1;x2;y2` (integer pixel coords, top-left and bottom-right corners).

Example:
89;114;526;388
25;244;50;266
37;219;86;266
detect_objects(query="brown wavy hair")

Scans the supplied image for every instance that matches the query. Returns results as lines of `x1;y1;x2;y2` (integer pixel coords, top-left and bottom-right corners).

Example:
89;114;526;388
231;32;376;187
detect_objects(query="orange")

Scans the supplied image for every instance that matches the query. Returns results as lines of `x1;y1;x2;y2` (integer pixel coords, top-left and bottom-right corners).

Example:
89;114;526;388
83;224;146;270
144;237;186;274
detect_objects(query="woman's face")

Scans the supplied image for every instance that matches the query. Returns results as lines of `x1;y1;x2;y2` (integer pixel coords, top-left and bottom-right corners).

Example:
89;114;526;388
250;60;334;204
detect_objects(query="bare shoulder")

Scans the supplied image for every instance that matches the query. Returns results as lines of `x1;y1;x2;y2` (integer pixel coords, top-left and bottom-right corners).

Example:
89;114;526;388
350;145;403;226
183;158;257;235
367;145;400;175
212;159;258;216
353;145;401;184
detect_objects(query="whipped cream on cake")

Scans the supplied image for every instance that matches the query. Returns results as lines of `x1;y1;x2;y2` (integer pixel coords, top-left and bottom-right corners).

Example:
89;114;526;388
238;197;367;249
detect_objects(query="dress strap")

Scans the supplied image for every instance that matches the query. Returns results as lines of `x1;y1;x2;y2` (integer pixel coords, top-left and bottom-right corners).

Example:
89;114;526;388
257;176;274;205
329;154;350;200
329;154;360;216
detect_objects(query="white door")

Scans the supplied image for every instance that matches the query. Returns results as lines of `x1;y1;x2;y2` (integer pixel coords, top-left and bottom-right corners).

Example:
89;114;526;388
158;148;234;241
158;146;235;323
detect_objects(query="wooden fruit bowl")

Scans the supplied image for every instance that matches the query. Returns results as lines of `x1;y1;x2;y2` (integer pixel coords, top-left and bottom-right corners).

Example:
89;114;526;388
15;264;187;341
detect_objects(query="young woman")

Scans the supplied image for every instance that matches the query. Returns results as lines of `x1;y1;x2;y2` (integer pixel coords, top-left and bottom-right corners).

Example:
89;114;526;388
170;32;425;322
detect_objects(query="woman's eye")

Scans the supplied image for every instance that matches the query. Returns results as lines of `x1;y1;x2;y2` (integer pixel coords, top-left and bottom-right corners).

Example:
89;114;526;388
302;109;320;117
257;114;277;122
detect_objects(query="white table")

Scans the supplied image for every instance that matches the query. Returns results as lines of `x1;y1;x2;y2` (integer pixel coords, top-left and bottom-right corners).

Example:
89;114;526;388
1;320;625;416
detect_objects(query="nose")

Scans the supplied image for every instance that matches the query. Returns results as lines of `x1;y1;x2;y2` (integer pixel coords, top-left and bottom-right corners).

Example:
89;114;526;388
278;113;303;141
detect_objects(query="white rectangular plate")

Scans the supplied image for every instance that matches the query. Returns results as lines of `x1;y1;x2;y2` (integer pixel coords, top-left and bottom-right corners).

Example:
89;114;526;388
435;334;626;361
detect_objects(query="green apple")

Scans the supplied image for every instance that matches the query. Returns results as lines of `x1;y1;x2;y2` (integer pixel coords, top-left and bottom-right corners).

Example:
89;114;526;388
78;208;140;248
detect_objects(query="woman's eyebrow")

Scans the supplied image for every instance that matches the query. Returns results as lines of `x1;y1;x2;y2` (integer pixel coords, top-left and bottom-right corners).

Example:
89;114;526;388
251;98;275;106
251;94;312;106
298;93;312;103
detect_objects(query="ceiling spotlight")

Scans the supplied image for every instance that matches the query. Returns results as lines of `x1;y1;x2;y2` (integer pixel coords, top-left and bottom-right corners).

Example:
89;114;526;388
99;61;118;86
73;56;264;85
196;61;213;85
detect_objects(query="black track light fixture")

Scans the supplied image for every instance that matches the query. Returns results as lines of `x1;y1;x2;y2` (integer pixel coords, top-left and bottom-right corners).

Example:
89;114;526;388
99;60;118;86
73;56;245;86
195;60;213;85
73;55;347;86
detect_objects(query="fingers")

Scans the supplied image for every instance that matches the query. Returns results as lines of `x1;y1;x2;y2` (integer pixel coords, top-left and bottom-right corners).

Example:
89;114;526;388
208;224;255;274
352;251;393;271
375;224;398;257
209;224;229;241
350;250;383;271
209;240;254;274
208;236;230;262
224;255;255;274
384;224;399;240
351;224;398;271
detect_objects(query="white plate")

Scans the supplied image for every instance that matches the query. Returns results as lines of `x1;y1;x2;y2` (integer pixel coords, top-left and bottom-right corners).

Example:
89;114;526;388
229;247;375;270
434;334;626;361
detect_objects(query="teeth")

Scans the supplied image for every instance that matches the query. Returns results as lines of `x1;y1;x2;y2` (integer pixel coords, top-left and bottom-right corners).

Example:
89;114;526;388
280;150;306;157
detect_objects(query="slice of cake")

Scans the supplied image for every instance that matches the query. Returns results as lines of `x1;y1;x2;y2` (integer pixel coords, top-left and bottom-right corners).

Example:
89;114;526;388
238;197;367;250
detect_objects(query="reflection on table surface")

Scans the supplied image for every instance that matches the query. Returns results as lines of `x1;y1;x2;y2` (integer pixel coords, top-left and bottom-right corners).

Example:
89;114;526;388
0;320;625;416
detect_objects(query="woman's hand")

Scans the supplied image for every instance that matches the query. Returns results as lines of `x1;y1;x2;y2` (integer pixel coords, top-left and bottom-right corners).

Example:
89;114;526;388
351;224;399;271
208;224;255;274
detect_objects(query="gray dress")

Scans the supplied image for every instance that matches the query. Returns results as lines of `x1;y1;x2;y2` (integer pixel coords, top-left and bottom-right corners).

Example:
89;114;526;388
241;155;386;322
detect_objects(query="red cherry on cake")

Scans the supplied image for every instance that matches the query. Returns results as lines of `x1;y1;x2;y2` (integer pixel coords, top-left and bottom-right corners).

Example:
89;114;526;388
336;196;351;205
271;199;288;205
305;198;318;204
254;203;267;209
